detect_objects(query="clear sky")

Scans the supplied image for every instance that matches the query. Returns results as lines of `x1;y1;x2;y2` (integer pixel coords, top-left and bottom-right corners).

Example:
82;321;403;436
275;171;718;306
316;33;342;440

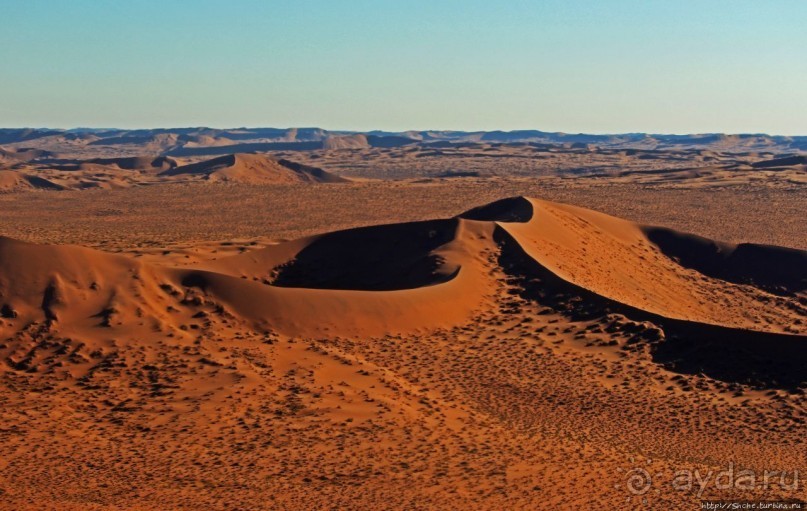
1;0;805;134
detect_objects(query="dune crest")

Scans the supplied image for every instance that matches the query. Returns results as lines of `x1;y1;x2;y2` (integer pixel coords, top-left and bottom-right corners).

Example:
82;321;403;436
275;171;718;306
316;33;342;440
494;198;805;330
159;153;348;184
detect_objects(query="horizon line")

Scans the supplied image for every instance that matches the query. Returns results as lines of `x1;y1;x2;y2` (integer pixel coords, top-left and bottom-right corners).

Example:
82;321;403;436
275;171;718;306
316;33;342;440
3;126;807;138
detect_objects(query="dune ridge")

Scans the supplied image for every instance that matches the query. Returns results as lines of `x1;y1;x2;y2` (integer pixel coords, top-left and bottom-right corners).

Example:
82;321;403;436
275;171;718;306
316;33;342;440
159;153;348;184
1;196;803;348
488;198;805;330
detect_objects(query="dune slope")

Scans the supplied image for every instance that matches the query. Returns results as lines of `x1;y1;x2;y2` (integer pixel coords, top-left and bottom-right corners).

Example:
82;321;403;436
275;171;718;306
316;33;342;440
159;153;348;184
485;198;805;331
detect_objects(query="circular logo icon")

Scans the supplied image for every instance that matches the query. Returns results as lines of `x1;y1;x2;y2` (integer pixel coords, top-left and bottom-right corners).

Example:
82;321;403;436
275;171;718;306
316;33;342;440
625;467;652;495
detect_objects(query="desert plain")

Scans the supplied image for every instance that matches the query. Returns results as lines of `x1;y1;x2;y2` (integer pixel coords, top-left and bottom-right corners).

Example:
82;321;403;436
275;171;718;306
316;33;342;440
0;128;805;510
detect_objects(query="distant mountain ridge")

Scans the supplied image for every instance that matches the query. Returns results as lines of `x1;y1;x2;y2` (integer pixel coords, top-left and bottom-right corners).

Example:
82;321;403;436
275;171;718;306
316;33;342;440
0;127;807;156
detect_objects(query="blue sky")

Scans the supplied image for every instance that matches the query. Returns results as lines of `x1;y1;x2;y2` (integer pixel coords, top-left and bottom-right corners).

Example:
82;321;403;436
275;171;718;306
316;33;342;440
1;0;805;133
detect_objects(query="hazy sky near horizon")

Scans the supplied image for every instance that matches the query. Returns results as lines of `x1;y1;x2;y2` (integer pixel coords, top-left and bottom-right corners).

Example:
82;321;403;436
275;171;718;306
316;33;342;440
1;0;806;134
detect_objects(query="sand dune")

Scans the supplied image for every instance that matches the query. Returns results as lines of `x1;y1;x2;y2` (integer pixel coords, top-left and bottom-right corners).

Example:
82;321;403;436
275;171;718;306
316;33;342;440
0;170;65;192
81;156;178;172
4;131;803;191
0;236;172;331
180;134;236;148
0;218;491;338
42;156;178;173
752;155;807;168
489;198;805;330
1;196;802;346
322;134;370;150
0;146;53;163
1;197;805;509
159;153;348;184
88;132;181;153
0;170;33;192
0;152;346;191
